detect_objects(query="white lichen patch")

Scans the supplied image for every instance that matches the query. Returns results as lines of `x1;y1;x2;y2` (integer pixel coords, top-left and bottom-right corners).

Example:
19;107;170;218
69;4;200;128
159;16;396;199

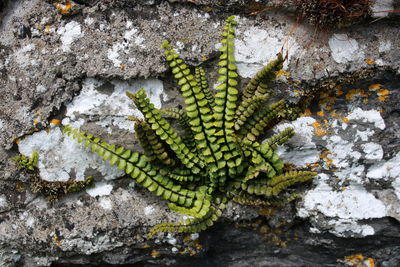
65;78;165;132
234;20;299;78
371;0;394;18
328;34;364;64
378;40;392;53
326;135;361;169
25;216;35;228
275;117;320;166
328;219;375;237
361;142;383;161
367;152;400;181
57;21;83;52
300;174;387;219
13;44;36;67
86;182;113;197
18;128;124;182
98;197;113;210
107;24;145;67
107;43;124;67
144;205;155;216
0;195;7;209
347;108;385;130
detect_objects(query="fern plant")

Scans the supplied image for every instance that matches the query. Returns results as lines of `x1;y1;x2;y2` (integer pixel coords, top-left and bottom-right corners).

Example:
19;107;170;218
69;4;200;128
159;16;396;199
62;16;316;237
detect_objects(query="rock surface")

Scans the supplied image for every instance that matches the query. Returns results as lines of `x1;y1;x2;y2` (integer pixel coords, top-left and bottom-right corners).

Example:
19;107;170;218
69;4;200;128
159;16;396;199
0;0;399;266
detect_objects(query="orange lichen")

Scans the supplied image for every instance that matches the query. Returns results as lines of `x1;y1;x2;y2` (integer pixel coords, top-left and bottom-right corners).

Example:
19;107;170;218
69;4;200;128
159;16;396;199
342;254;375;267
276;69;290;78
365;58;375;65
316;110;325;117
306;162;319;171
368;83;381;90
342;117;350;124
377;89;389;102
311;121;329;136
335;85;344;96
320;150;334;168
51;235;62;247
55;1;73;15
50;119;61;126
345;88;368;100
150;250;161;258
300;108;312;117
259;207;276;217
44;25;52;34
140;244;150;249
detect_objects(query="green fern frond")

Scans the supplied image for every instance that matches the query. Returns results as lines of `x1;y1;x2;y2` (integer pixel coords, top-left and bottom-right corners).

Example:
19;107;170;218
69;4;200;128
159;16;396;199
131;117;177;167
238;99;286;142
241;53;284;101
148;196;227;238
126;90;204;173
63;126;197;207
195;66;215;108
212;15;242;181
265;127;295;151
234;94;269;131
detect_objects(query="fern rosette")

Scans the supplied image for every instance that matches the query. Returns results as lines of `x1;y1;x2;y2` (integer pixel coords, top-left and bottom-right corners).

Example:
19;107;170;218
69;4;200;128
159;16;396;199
61;16;316;237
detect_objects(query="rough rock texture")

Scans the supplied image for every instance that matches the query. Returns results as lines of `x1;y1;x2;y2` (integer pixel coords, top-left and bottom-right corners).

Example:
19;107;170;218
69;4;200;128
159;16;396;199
0;0;399;266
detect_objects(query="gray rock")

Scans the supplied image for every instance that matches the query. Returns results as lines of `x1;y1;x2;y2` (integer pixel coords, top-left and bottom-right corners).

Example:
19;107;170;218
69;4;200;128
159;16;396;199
0;0;399;266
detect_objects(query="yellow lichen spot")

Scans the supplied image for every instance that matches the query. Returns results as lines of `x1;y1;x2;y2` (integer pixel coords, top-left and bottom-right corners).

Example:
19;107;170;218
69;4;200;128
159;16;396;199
33;120;39;125
369;83;381;91
342;117;350;124
340;186;347;191
35;23;43;30
316;110;324;117
311;121;329;136
200;56;208;61
50;119;61;126
342;254;375;267
300;108;312;117
335;85;344;96
345;89;367;100
193;239;203;250
55;1;73;15
44;25;52;34
119;64;126;70
320;150;334;168
51;235;62;247
140;244;150;249
330;110;339;118
365;58;375;65
377;89;389;102
363;98;369;104
150;250;161;258
276;69;290;78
